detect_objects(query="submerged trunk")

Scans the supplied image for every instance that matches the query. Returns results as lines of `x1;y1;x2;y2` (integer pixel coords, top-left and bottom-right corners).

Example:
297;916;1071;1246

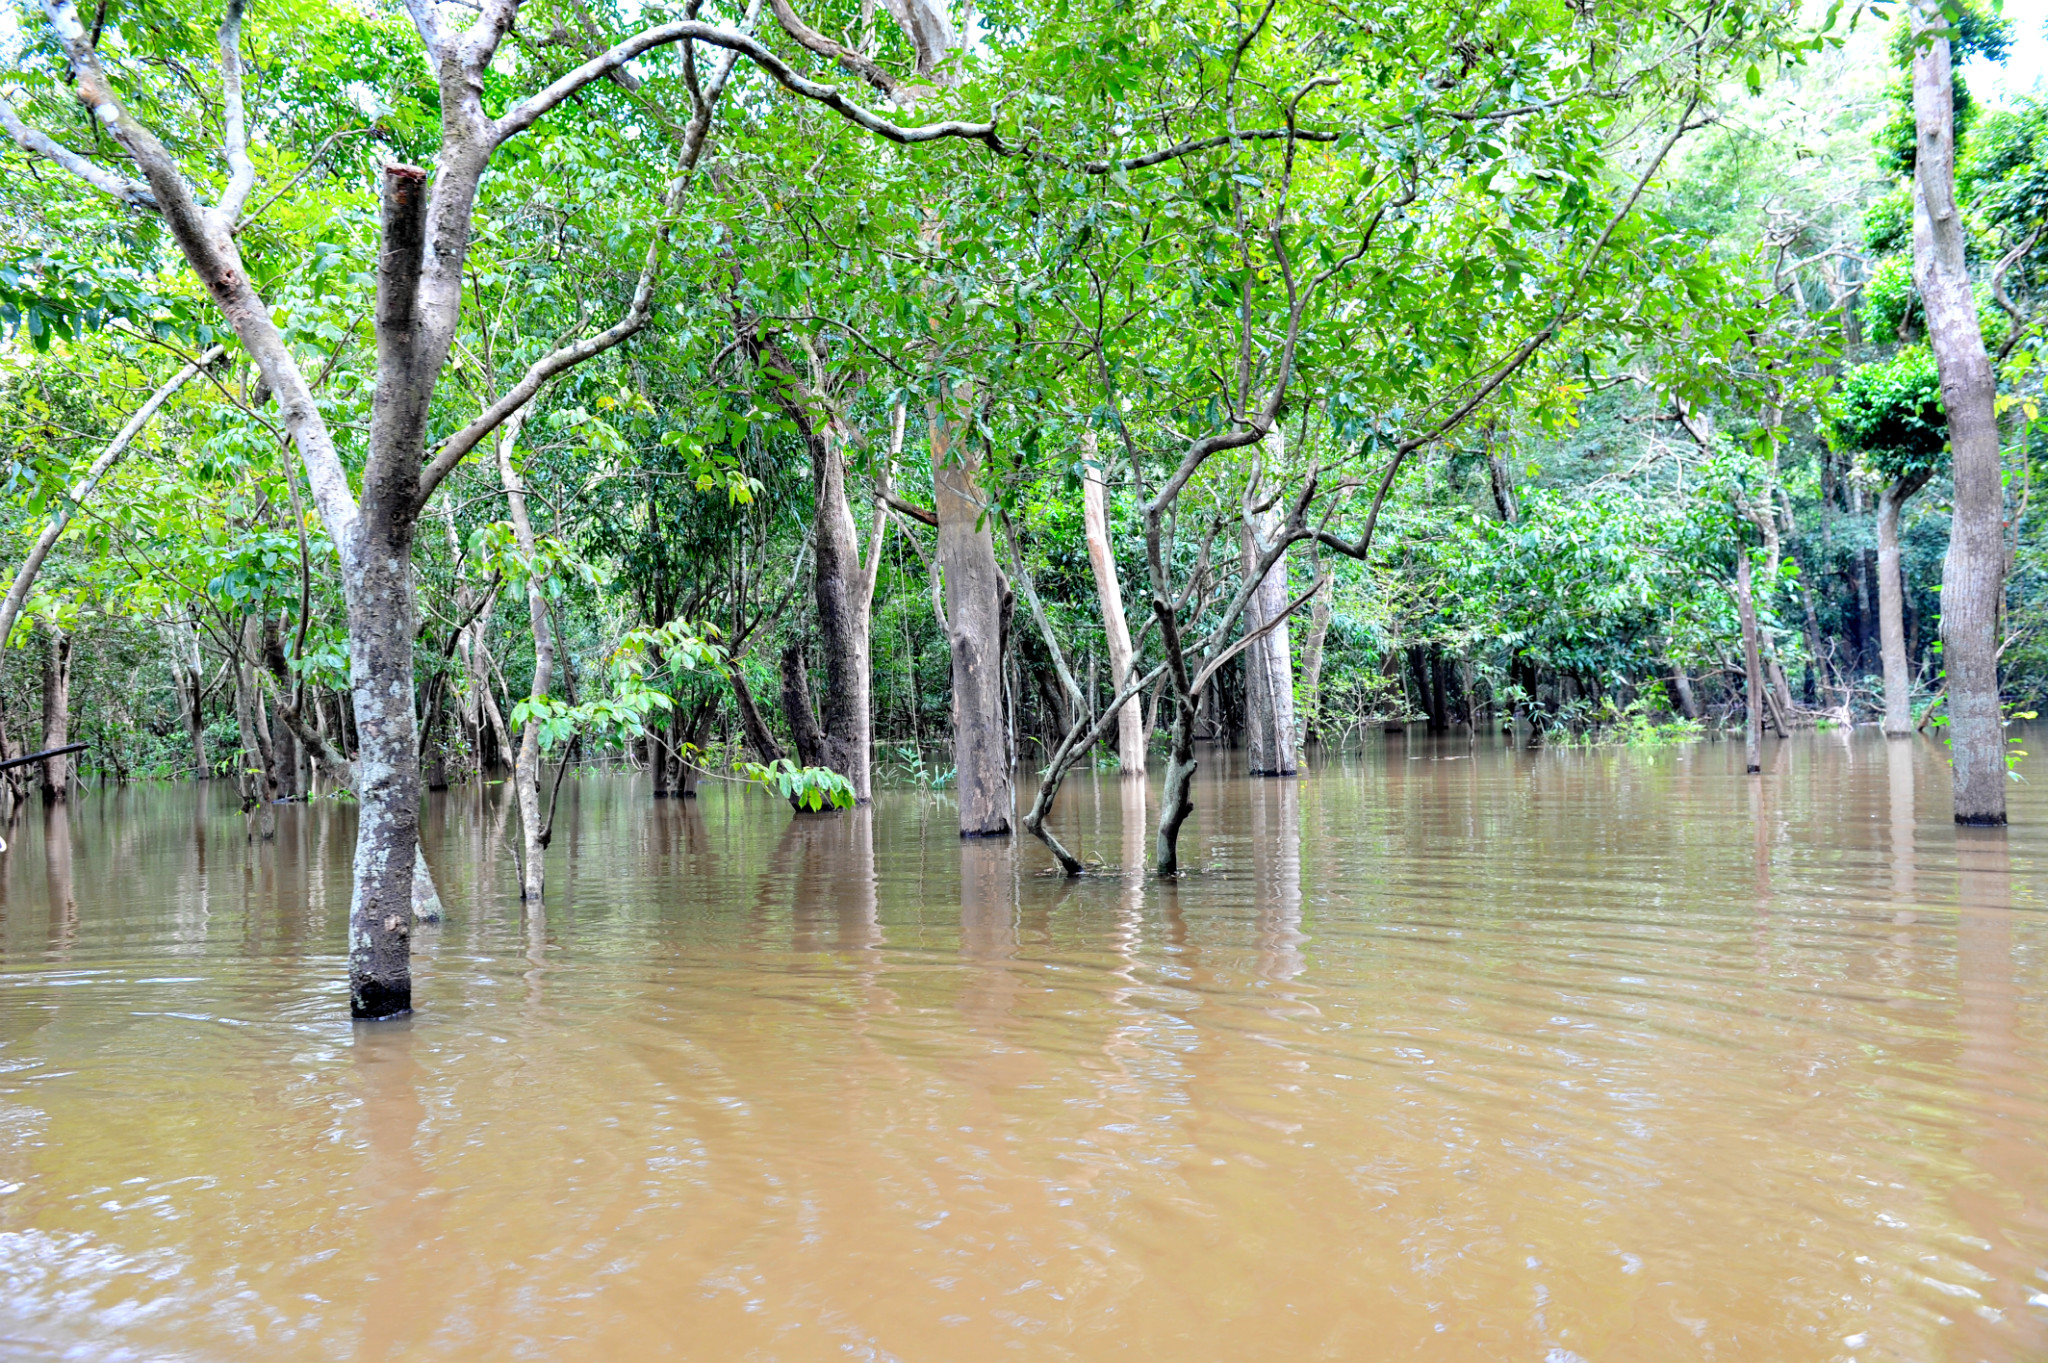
1241;436;1297;777
1155;697;1200;875
38;621;71;804
181;664;208;778
1736;554;1763;775
497;413;551;902
932;385;1011;836
1877;478;1923;737
1082;434;1145;776
810;425;874;802
1912;4;2007;823
779;643;827;770
340;514;423;1019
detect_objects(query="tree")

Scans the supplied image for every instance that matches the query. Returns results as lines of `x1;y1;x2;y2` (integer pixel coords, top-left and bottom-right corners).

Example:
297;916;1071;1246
1830;346;1947;735
1907;0;2009;823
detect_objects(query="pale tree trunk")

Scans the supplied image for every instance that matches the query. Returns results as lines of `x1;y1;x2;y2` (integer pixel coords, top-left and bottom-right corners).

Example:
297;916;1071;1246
932;383;1011;836
496;412;550;901
1668;668;1701;721
1296;558;1333;749
1878;476;1927;737
1912;3;2007;824
38;620;70;804
1081;431;1145;775
1736;554;1763;775
1242;431;1297;776
165;618;209;778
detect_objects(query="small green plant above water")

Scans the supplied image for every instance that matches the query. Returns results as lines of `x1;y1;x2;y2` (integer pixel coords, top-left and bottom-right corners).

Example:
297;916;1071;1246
735;759;857;812
1550;697;1704;749
882;744;954;791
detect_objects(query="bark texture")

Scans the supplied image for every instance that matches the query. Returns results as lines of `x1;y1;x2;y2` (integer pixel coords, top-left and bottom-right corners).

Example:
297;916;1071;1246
1296;565;1333;748
932;386;1011;836
1877;476;1928;737
1912;6;2007;823
38;622;70;804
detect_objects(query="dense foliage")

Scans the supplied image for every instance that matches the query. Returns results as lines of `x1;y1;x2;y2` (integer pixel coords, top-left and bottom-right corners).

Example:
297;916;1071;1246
0;0;2042;812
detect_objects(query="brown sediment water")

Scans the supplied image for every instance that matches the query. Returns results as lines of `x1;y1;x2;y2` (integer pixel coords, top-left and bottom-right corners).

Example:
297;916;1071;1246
2;732;2046;1362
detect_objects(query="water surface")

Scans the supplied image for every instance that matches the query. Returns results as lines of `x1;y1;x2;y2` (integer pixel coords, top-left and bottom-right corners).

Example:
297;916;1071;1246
2;734;2046;1361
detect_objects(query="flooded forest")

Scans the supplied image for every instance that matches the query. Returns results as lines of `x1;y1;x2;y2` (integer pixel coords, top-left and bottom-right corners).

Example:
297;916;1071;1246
2;0;2047;1355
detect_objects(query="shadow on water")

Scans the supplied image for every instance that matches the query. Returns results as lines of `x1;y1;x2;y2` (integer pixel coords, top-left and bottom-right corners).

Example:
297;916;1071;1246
0;731;2046;1361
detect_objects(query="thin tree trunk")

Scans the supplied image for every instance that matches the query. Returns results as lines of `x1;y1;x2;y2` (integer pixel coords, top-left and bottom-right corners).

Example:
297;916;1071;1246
496;412;550;900
1488;446;1519;523
1912;1;2007;823
1081;432;1145;775
232;619;276;810
1736;554;1763;775
1155;698;1199;874
38;621;71;804
1296;559;1333;748
1668;669;1701;721
1878;478;1924;737
1241;432;1298;776
779;642;827;770
932;383;1011;836
170;621;209;778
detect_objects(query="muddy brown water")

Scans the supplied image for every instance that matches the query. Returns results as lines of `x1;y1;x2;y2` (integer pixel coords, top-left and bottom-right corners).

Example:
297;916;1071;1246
2;733;2046;1362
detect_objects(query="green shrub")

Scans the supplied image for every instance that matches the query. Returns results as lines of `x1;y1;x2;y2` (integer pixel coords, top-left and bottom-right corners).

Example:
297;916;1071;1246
1830;347;1947;484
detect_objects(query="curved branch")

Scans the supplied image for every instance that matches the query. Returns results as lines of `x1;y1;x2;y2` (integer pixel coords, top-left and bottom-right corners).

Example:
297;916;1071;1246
0;346;224;658
0;96;157;209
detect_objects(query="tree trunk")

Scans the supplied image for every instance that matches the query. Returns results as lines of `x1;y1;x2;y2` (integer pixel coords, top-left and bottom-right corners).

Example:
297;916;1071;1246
1241;435;1298;776
809;417;874;802
779;642;827;770
649;714;677;797
38;621;71;804
497;412;551;901
173;624;209;778
932;385;1011;836
1082;433;1145;776
1912;2;2007;823
761;337;879;802
340;513;422;1019
729;664;786;765
231;624;276;810
1736;554;1763;775
1877;478;1922;737
1667;669;1701;721
1853;547;1878;674
1155;697;1199;875
1297;562;1333;748
1488;448;1519;523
